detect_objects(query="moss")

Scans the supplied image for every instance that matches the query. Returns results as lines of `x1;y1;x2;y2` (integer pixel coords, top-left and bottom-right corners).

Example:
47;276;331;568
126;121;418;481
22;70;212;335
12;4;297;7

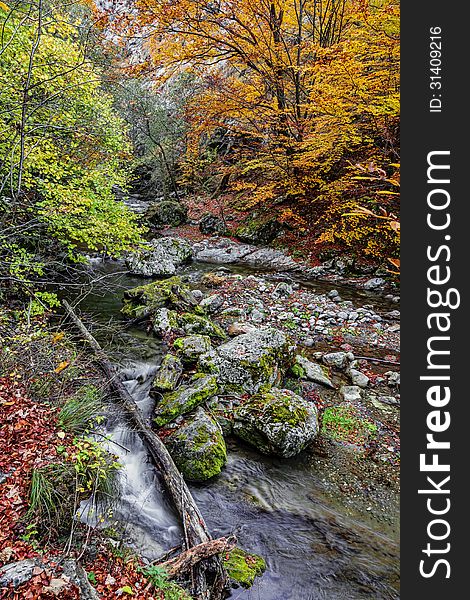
121;276;184;318
173;335;212;363
223;547;266;588
247;389;309;427
322;404;378;445
154;375;218;426
152;354;183;392
180;313;227;340
290;363;306;378
167;410;227;481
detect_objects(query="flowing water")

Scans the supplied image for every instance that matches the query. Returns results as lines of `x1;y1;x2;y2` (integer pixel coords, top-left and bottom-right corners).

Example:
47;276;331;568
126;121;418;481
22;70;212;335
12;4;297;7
74;259;400;600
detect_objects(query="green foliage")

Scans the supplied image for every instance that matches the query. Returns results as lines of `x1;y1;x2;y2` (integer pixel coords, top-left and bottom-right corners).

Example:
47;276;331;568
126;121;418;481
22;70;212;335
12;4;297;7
137;564;192;599
0;2;142;298
322;404;377;445
58;384;103;433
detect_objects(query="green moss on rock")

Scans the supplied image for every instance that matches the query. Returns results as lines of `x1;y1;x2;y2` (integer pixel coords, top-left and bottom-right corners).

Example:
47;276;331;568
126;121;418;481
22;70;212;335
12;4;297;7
173;335;212;363
154;375;218;426
121;276;184;319
152;354;183;392
165;408;227;481
180;313;227;340
223;547;266;588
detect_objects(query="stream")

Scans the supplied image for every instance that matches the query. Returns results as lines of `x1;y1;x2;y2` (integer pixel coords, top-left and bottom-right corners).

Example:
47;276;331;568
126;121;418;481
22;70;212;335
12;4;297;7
74;258;400;600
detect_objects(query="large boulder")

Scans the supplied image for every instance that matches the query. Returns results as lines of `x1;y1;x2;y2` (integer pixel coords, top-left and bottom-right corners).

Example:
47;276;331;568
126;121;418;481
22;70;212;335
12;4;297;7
165;408;227;482
235;217;282;245
154;375;218;426
199;213;228;236
147;200;188;228
126;237;192;277
152;354;183;392
198;327;293;394
234;388;319;458
121;276;195;319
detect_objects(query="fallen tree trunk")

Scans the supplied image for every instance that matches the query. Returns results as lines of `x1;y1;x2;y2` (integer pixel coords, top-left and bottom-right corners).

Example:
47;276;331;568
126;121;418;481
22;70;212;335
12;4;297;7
159;536;236;579
62;300;228;599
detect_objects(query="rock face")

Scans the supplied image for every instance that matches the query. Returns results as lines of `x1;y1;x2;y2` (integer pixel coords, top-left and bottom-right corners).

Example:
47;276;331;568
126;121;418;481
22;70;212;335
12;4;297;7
152;354;183;391
147;200;188;227
174;335;212;363
154;375;218;426
199;213;228;235
233;388;319;458
165;408;227;482
126;237;192;277
198;327;293;394
294;356;335;389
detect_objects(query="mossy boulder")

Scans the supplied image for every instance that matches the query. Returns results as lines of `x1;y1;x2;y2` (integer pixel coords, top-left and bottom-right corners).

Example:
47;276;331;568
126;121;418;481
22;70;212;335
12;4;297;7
223;547;266;588
235;217;282;245
152;307;180;337
147;200;188;228
198;327;293;394
126;237;192;277
121;276;188;319
173;335;212;363
151;354;183;392
154;375;218;426
233;388;319;457
165;408;227;482
180;313;227;340
199;213;228;236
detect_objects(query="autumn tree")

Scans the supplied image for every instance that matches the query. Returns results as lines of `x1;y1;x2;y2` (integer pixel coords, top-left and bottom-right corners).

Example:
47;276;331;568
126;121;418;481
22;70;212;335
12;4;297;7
116;0;399;261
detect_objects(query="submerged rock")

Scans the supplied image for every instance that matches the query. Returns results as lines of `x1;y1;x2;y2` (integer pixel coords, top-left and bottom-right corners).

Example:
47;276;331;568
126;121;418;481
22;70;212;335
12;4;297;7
174;335;212;363
223;547;266;588
152;354;183;392
198;327;293;394
233;388;319;458
154;375;218;426
126;237;192;277
293;356;335;389
165;408;226;482
147;200;188;228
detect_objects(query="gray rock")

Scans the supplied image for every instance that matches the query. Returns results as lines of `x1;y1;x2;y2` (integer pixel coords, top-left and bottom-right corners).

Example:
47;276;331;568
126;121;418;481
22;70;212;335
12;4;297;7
147;200;187;227
349;368;370;388
198;327;293;394
199;294;224;314
322;351;350;370
165;408;227;482
154;375;218;426
340;385;362;402
295;356;335;389
251;308;265;323
233;388;319;458
199;213;228;235
386;371;401;387
273;282;293;298
174;335;212;363
0;560;38;589
196;241;254;263
191;289;204;302
152;354;183;392
127;237;192;277
378;395;400;406
327;289;339;299
152;307;179;337
364;277;386;290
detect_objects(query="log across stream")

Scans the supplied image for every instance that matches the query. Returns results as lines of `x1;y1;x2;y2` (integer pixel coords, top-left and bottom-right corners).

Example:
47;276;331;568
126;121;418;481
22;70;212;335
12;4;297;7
70;259;400;600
